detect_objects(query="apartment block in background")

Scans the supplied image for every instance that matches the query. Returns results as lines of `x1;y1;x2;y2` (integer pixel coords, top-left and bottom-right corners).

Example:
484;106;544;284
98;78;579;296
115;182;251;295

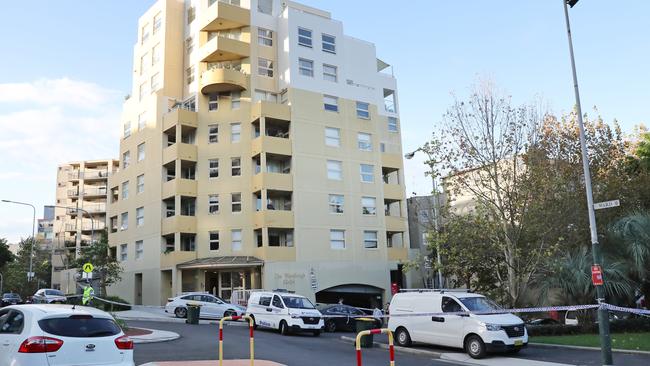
51;159;119;293
107;0;409;307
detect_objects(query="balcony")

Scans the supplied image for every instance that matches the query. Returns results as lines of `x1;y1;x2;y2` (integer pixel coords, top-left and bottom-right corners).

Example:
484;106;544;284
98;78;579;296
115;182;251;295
161;250;197;268
68;171;80;181
83;170;109;181
388;247;408;261
251;136;291;156
163;143;197;165
252;173;292;192
200;35;249;63
67;189;79;198
251;101;291;122
163;108;198;132
200;1;250;32
200;67;249;95
162;215;197;236
383;184;405;201
253;210;293;229
381;153;403;170
254;246;296;262
162;179;197;199
82;187;108;197
385;216;407;232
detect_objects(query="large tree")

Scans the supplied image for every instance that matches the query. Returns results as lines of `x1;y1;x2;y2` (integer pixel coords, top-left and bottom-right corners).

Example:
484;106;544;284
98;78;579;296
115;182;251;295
73;230;122;296
2;238;51;297
0;237;15;269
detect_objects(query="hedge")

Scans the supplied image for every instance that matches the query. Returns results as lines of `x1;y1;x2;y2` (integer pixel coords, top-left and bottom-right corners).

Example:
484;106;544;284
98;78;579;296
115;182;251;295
64;294;131;312
528;318;650;337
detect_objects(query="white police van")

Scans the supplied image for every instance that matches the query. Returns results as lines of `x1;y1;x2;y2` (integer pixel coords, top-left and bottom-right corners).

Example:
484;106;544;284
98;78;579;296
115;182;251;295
246;290;324;336
388;289;528;359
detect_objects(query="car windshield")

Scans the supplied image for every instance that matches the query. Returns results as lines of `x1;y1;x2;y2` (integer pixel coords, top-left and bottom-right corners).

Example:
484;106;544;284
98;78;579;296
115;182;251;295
3;293;20;299
281;296;315;309
46;290;64;296
459;296;502;312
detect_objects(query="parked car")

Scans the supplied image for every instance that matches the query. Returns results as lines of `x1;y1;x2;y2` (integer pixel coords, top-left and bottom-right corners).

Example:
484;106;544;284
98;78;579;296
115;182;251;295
526;318;559;326
1;293;23;307
165;292;245;319
388;290;528;359
319;304;382;332
0;304;134;366
32;289;67;304
246;290;324;336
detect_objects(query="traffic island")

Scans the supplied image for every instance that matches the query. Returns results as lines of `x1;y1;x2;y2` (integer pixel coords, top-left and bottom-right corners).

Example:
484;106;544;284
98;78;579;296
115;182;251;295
140;361;285;366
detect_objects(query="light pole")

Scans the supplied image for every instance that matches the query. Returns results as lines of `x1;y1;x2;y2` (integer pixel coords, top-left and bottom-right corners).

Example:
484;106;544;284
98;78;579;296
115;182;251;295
405;148;444;289
562;0;613;364
2;199;36;282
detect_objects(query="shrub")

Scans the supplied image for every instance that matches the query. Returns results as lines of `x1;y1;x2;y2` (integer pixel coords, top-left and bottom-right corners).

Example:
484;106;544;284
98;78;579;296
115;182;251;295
528;318;650;337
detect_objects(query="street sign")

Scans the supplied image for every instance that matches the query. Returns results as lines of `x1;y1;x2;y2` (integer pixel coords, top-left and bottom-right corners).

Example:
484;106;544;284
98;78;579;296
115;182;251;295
591;265;604;286
82;271;93;280
27;272;35;279
83;263;94;273
594;200;620;210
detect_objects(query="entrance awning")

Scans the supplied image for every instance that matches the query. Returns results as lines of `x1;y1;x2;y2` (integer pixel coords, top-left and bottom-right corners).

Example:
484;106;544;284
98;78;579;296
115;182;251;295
177;256;263;270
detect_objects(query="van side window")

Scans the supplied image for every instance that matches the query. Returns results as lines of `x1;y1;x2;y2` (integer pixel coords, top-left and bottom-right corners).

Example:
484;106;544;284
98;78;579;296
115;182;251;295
441;297;462;313
259;296;272;306
272;295;284;308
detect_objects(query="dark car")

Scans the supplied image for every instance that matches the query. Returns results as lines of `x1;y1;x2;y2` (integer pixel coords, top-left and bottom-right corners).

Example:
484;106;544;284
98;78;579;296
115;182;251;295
526;318;559;326
1;293;23;307
319;304;382;332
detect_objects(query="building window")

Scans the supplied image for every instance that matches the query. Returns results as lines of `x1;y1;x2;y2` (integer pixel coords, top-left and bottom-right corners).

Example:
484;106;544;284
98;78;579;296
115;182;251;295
122;151;130;169
137;143;145;161
231;193;242;212
257;0;272;14
322;34;336;53
356;102;370;119
151;73;160;92
153;12;162;34
298;27;312;47
140;52;149;75
388;117;398;132
122;181;129;200
330;229;345;250
139;82;147;101
231;123;241;142
137;174;144;194
185;37;194;54
120;244;127;261
209;195;219;214
141;23;150;44
327;160;342;180
258;58;274;77
360;164;374;183
208;124;218;143
362;197;377;215
323;64;337;82
298;58;314;77
255;89;278;102
231;91;240;109
208;94;219;111
186;67;195;85
152;43;161;65
209;159;219;178
231;229;242;251
328;194;344;214
135;240;144;260
209;231;220;250
323;95;338;112
258;28;273;46
138;112;146;131
231;157;241;176
325;127;340;147
187;6;195;24
123;121;131;139
358;133;372;152
120;212;129;231
363;231;378;249
136;207;144;227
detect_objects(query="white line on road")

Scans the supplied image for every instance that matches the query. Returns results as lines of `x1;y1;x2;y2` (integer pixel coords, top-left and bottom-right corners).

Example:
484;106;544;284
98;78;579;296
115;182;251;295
440;353;574;366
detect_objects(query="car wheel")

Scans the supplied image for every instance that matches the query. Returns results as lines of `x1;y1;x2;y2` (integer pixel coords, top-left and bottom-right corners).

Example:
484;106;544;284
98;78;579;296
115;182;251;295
325;321;337;333
465;335;487;359
250;315;258;330
175;307;187;318
395;327;411;347
223;310;235;318
312;330;321;337
279;320;289;336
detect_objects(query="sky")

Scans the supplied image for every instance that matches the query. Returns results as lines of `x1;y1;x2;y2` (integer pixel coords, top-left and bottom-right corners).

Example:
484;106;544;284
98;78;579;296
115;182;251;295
0;1;648;243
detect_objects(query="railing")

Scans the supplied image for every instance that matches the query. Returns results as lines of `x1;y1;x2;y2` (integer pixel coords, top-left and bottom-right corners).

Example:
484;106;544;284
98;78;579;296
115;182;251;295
83;170;109;179
84;204;107;213
82;188;108;196
67;189;79;197
207;61;245;73
209;0;241;7
68;171;80;180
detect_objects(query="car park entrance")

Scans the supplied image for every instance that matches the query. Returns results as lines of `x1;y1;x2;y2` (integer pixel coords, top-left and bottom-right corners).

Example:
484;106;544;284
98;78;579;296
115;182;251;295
316;284;384;309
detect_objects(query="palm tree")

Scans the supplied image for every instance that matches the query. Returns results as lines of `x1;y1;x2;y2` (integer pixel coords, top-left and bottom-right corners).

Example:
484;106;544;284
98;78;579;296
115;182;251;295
609;212;650;298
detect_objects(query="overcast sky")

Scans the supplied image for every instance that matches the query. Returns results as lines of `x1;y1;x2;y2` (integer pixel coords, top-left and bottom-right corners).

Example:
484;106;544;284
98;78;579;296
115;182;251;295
1;0;648;243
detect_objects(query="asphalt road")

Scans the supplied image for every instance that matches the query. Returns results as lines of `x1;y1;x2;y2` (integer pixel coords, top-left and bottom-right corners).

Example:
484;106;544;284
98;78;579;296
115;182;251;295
128;320;459;366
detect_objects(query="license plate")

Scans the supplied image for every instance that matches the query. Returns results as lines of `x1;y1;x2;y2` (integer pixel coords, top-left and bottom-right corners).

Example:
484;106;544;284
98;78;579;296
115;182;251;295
514;340;523;346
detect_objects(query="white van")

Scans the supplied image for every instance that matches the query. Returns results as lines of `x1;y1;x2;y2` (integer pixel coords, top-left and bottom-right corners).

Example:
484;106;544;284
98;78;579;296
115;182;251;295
388;290;528;359
246;290;324;336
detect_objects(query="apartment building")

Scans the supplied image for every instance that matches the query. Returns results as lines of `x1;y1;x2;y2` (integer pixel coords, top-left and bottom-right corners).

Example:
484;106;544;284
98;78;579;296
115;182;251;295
51;159;119;293
107;0;409;307
36;205;55;246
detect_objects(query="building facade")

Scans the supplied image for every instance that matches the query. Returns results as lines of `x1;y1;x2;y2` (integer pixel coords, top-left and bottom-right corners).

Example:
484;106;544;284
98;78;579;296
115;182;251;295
107;0;408;307
51;159;119;293
36;206;55;246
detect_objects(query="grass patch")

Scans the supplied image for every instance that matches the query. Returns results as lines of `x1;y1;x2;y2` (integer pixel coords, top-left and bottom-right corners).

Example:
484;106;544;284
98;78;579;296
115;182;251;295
532;332;650;352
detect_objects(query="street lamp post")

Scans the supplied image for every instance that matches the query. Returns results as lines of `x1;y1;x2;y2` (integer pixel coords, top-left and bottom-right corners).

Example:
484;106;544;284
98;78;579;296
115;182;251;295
405;148;444;289
562;0;613;364
2;199;36;282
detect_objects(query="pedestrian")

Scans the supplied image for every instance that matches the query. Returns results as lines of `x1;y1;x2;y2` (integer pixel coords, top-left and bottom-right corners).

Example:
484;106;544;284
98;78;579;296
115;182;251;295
373;307;383;327
338;298;344;305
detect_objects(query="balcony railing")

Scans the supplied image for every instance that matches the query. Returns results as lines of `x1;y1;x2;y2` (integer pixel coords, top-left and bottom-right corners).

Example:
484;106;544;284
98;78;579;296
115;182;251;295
67;189;79;197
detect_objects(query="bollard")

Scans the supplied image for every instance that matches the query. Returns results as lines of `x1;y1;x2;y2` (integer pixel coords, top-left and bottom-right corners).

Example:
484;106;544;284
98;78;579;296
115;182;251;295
219;315;254;366
355;328;394;366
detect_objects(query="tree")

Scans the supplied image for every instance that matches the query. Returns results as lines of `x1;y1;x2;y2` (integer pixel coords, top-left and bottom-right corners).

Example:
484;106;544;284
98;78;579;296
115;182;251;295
3;237;51;297
609;212;650;299
635;132;650;170
0;238;15;269
73;230;122;296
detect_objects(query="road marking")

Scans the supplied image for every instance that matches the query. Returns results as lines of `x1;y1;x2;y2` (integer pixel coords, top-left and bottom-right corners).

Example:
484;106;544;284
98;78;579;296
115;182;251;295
440;353;574;366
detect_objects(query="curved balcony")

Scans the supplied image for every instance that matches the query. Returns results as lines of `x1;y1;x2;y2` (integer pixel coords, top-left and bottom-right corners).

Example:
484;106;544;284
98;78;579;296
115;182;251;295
200;35;249;63
200;1;250;32
200;67;248;95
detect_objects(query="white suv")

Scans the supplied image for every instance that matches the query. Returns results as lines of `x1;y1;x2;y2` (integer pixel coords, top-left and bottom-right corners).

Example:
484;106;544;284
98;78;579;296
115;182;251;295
246;291;324;336
388;290;528;359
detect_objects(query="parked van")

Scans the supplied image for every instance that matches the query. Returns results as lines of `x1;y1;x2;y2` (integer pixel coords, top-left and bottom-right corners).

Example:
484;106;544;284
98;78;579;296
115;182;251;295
246;290;324;336
388;290;528;359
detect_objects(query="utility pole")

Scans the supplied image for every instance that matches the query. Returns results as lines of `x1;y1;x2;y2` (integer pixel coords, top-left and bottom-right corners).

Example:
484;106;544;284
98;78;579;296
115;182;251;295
562;0;613;364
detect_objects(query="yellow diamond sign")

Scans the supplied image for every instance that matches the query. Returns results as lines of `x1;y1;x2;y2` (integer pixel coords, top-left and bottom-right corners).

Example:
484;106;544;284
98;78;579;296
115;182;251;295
83;263;94;273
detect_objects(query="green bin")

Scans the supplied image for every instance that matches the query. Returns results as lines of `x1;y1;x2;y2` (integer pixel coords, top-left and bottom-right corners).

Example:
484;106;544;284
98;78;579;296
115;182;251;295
186;304;201;324
355;317;377;348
